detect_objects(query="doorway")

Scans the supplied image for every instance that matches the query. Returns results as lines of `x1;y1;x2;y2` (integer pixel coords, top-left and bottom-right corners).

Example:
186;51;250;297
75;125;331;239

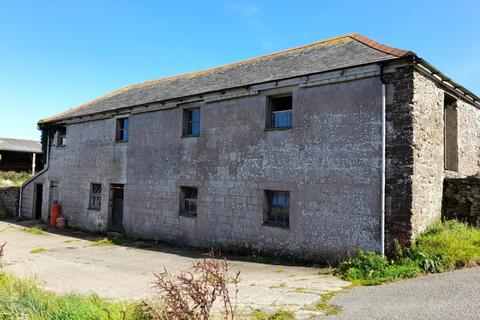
109;184;124;232
33;184;43;219
48;181;58;220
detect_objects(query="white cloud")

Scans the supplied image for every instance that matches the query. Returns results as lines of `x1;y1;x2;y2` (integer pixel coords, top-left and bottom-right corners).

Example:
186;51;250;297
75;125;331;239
224;2;260;17
222;1;280;50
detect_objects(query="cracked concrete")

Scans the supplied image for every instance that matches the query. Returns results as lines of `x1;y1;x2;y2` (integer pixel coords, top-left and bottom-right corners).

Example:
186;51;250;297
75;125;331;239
0;220;350;318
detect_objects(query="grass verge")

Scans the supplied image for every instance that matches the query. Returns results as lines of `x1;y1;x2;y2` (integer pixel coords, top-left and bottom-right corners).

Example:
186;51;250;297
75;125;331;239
22;226;46;235
252;309;295;320
0;171;31;188
335;220;480;285
30;247;51;254
90;239;115;247
0;273;148;320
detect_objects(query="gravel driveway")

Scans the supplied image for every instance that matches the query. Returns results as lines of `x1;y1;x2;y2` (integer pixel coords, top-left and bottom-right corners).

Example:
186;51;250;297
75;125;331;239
323;267;480;320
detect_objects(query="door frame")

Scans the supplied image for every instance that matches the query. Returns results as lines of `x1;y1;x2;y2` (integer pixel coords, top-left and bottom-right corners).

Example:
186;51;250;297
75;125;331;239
33;183;43;220
108;184;125;232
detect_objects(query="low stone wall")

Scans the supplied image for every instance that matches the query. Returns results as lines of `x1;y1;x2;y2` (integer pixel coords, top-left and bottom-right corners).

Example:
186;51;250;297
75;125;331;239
0;187;19;216
443;177;480;224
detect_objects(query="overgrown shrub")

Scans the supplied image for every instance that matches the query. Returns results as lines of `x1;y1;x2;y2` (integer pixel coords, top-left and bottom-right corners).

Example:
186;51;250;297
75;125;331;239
152;254;240;320
414;219;480;269
0;171;31;188
335;220;480;285
335;251;421;285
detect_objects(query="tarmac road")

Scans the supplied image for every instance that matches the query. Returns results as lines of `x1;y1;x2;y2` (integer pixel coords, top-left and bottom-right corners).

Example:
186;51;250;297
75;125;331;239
323;267;480;320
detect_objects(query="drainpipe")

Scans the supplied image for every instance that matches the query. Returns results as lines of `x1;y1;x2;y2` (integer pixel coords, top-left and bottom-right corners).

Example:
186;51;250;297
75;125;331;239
380;65;386;256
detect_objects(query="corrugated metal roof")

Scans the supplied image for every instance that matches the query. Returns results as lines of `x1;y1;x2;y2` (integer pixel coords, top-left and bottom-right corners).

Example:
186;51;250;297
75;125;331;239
40;33;414;124
0;138;42;153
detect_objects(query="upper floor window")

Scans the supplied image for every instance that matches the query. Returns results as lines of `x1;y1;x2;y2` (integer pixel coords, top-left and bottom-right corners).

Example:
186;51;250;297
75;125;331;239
57;127;66;146
183;108;201;136
116;117;129;141
444;94;458;171
180;186;198;216
267;95;292;129
264;190;290;228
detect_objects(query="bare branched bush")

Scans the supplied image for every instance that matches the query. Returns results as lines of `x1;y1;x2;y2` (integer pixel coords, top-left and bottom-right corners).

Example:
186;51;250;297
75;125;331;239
153;253;240;320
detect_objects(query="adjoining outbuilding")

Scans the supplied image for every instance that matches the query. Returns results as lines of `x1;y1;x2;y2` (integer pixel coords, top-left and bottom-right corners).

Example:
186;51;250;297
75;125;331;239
0;138;43;174
18;33;480;262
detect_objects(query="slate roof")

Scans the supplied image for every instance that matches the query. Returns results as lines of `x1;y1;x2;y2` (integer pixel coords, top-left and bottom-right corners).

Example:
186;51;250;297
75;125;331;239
0;138;42;153
40;33;414;124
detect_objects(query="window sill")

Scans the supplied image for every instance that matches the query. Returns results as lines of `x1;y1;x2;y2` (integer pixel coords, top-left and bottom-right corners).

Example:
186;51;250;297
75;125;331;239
265;127;292;132
179;213;197;218
88;207;101;211
115;140;128;143
182;134;200;138
56;145;66;148
262;222;289;229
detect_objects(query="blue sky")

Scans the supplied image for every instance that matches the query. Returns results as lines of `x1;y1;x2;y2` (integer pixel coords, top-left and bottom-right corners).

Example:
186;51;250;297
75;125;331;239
1;0;479;140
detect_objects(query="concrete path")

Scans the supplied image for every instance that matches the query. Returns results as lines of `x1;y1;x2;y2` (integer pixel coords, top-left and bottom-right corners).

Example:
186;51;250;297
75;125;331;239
0;220;350;318
323;267;480;320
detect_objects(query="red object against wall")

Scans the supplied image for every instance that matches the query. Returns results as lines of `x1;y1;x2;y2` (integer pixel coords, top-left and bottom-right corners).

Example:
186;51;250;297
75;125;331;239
50;204;61;227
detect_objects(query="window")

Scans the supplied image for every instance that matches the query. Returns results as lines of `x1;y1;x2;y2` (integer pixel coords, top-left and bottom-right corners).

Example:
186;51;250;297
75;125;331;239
88;183;102;210
57;127;66;146
183;108;201;136
264;190;290;227
116;117;129;141
267;95;292;129
180;186;198;216
444;94;458;171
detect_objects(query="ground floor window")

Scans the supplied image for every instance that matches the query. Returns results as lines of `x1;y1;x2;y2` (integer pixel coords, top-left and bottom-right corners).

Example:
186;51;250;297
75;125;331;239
180;186;198;216
88;183;102;210
264;190;290;227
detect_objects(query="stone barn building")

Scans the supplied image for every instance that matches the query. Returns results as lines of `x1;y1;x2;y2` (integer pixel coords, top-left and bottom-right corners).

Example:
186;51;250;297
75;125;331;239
19;34;480;262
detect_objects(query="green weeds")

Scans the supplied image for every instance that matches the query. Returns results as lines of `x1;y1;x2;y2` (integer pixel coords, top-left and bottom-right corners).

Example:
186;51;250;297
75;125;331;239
22;226;46;235
336;220;480;285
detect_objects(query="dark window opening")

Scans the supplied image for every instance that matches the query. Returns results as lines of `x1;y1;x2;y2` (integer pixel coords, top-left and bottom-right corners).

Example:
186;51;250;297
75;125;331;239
116;117;129;141
267;95;292;129
180;186;198;216
57;127;66;146
183;108;201;136
89;183;102;211
264;190;290;227
444;94;458;171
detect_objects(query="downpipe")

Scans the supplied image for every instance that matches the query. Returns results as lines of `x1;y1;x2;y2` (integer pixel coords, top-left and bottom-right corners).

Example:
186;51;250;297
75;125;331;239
380;65;386;256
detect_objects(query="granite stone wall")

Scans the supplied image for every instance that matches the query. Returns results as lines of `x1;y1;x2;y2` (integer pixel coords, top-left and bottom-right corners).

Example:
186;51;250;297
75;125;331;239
383;66;480;251
383;65;415;250
443;177;480;224
410;70;480;238
409;70;445;237
0;187;19;216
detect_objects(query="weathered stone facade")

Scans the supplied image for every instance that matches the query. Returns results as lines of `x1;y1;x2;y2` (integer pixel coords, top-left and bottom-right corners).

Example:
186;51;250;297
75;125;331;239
18;34;480;261
0;187;19;216
22;73;386;262
443;177;480;224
